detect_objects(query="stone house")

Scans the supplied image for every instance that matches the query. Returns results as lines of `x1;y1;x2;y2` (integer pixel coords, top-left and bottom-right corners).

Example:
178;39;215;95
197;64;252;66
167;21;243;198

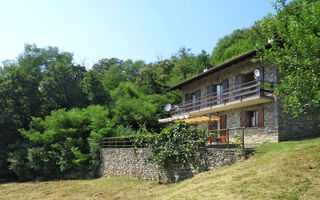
159;49;320;147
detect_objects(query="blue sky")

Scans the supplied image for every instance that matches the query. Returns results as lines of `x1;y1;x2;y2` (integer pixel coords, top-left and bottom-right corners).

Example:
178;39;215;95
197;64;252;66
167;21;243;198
0;0;275;68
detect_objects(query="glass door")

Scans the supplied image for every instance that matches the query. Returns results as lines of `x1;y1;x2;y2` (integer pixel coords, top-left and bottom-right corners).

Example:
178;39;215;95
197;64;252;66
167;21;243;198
217;85;223;104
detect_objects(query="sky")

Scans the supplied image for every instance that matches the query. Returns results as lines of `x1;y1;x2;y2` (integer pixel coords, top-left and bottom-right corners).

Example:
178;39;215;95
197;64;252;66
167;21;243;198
0;0;276;68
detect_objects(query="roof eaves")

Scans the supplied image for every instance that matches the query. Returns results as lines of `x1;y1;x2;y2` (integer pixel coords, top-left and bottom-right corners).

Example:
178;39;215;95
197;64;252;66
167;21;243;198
168;49;257;91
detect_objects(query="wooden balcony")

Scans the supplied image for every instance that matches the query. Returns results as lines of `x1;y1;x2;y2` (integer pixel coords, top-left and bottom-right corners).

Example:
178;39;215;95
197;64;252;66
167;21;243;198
171;80;274;117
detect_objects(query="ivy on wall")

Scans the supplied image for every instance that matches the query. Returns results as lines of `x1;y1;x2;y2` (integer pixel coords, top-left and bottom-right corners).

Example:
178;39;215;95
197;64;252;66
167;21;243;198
133;122;207;179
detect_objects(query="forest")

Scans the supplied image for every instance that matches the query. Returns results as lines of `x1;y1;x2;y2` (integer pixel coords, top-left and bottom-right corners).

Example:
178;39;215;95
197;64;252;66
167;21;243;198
1;0;319;181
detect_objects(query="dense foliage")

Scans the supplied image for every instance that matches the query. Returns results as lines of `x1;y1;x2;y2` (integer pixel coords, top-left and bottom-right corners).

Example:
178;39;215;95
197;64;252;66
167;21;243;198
0;44;208;180
258;0;320;122
133;122;207;175
1;0;318;181
209;17;269;65
8;106;114;180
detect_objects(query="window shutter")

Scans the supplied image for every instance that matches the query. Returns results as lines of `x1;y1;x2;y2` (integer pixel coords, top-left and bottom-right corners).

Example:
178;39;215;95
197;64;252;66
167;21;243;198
196;89;201;99
258;108;264;127
220;115;227;129
258;67;264;81
240;111;246;127
222;79;228;92
222;79;229;102
235;74;243;89
207;85;213;95
185;93;191;102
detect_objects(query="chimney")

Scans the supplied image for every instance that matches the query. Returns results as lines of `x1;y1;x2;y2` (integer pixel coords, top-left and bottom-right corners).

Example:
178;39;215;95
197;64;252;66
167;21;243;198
203;66;211;72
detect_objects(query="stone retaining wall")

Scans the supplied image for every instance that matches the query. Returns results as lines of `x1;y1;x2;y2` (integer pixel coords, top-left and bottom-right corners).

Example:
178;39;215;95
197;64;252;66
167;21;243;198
100;148;251;182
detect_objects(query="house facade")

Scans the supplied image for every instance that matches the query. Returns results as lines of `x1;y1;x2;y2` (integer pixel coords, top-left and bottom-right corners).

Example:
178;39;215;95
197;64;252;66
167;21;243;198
159;49;320;147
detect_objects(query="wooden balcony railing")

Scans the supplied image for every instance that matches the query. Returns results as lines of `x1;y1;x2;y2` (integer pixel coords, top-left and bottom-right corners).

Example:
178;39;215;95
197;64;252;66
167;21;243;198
171;80;273;116
103;127;246;149
103;137;134;148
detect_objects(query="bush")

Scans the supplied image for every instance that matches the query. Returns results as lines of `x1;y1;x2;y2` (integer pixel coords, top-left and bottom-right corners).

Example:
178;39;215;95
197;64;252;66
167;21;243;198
116;125;136;136
8;105;115;181
134;122;207;173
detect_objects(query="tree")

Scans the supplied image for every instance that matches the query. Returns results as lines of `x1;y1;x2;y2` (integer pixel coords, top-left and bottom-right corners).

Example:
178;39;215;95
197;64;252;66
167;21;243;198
9;105;115;180
92;58;122;74
136;64;166;94
0;51;43;178
111;82;158;129
122;60;145;83
102;65;124;91
209;17;269;65
0;44;91;179
259;0;320;121
81;70;110;105
40;63;87;111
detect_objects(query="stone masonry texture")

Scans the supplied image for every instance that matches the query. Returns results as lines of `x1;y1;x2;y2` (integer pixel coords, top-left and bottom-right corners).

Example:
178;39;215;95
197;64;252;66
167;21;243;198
100;148;251;183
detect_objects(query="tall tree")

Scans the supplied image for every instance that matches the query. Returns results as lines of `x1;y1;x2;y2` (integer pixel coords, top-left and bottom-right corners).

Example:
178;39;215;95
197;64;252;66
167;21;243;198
102;65;125;91
92;58;122;74
40;63;87;111
81;70;110;105
259;0;320;121
210;17;269;66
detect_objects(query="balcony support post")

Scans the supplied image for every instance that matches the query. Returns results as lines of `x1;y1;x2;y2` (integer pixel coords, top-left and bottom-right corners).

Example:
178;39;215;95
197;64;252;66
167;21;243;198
226;128;229;149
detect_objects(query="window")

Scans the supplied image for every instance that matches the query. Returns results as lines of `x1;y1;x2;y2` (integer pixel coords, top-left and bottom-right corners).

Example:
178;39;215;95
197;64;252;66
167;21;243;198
191;90;201;102
245;110;259;127
212;121;221;139
240;109;264;127
191;89;201;110
216;85;223;104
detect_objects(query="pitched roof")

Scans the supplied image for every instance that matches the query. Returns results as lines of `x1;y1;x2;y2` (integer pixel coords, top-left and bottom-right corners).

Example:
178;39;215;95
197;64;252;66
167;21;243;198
169;50;255;90
168;43;272;91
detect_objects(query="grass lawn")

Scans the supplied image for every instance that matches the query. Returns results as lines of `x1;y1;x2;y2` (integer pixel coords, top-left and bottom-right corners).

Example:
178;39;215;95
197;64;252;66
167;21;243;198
1;136;320;200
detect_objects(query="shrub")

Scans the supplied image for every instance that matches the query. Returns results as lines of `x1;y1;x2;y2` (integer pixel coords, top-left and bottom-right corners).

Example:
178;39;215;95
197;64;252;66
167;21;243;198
134;122;207;174
8;105;115;180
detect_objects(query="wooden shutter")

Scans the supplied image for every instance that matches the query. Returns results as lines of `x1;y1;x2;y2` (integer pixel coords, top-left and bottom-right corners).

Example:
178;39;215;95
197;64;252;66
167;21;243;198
207;85;213;95
258;67;264;81
235;74;243;89
220;115;227;129
235;74;243;100
240;111;246;127
185;93;191;102
196;89;201;99
222;79;228;102
258;108;264;127
222;79;228;92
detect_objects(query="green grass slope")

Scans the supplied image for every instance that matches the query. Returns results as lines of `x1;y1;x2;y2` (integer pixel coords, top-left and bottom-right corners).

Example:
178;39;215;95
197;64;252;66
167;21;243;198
1;137;320;200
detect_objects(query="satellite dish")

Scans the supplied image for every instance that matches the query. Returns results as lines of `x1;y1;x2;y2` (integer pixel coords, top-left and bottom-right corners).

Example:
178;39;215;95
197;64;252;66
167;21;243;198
164;104;172;112
254;69;260;79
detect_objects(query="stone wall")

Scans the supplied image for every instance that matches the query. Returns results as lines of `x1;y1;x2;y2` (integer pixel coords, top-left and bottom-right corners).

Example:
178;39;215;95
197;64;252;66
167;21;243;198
100;148;159;181
278;103;320;141
100;148;250;183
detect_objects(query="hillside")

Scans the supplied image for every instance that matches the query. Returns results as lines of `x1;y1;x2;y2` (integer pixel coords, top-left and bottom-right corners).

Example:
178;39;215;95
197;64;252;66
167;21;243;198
1;136;319;200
